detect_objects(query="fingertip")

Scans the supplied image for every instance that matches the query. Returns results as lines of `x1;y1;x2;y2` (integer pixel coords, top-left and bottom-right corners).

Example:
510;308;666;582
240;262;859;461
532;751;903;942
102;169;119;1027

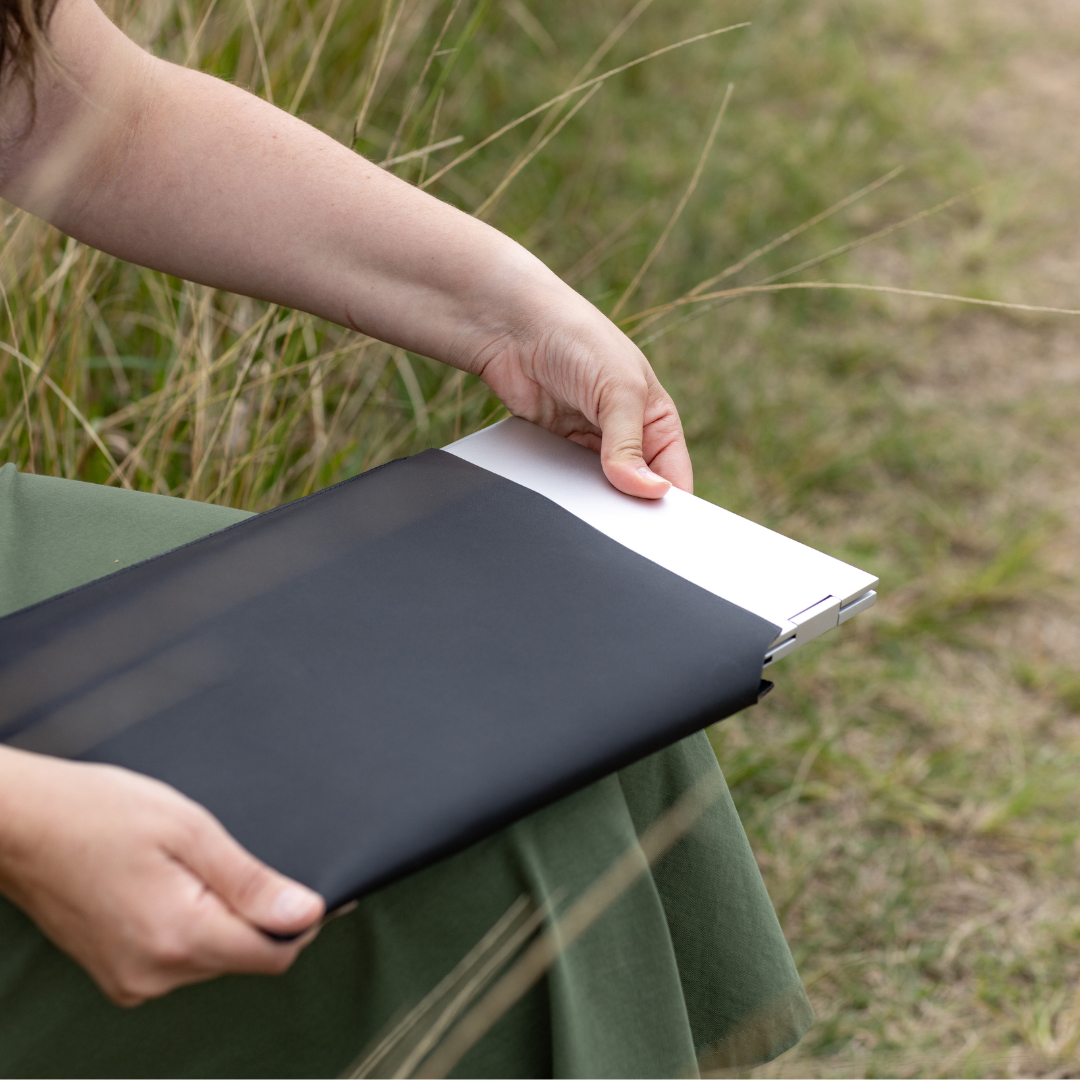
602;457;672;499
641;428;693;494
265;884;324;934
636;464;672;494
177;814;324;935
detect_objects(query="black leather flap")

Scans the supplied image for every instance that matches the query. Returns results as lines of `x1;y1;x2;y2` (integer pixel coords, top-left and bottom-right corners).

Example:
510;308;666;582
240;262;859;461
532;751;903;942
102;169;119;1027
0;450;779;907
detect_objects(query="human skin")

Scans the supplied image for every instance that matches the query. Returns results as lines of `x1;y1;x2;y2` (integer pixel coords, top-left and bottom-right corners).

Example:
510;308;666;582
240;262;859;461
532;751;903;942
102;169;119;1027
0;0;693;1004
0;748;323;1005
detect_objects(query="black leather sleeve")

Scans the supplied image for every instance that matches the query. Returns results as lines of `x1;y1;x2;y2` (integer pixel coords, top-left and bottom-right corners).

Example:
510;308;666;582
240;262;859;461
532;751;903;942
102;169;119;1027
0;450;779;908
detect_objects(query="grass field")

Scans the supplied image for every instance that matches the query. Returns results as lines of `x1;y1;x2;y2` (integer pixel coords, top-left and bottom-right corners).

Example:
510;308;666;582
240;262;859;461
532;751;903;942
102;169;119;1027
2;0;1079;1076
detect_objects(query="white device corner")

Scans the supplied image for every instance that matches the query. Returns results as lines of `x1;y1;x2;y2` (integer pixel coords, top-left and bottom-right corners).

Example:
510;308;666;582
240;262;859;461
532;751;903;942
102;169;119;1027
444;418;878;666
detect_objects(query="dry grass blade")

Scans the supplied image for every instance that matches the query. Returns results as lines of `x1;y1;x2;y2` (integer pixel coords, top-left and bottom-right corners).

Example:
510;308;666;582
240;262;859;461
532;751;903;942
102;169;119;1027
415;89;444;187
383;0;464;163
30;235;79;302
412;770;724;1078
342;897;533;1078
504;0;554;57
354;0;408;142
654;280;1080;318
185;308;276;492
392;348;430;437
747;189;980;291
243;0;274;103
100;306;276;489
382;135;463;168
622;187;979;332
682;165;905;303
288;0;345;115
182;0;220;66
419;23;749;191
0;341;131;487
385;901;552;1080
575;0;657;84
493;0;656;205
83;294;130;399
609;82;733;319
473;82;602;220
343;895;554;1079
562;199;655;286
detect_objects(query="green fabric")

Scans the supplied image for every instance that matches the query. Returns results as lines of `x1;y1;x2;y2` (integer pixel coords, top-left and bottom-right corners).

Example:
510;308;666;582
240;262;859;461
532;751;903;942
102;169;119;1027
0;466;812;1078
0;464;251;618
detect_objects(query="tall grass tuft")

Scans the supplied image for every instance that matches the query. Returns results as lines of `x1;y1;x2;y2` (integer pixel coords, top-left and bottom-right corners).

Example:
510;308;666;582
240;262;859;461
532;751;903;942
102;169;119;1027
0;0;752;505
1;0;1027;509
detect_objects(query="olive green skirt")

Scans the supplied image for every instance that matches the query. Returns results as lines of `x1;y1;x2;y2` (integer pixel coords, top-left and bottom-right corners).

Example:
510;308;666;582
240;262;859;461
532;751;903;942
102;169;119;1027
0;464;811;1079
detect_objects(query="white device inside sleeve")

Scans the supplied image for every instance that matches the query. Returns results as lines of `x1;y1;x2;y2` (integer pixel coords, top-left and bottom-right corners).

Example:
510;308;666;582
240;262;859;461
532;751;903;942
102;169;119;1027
444;418;878;666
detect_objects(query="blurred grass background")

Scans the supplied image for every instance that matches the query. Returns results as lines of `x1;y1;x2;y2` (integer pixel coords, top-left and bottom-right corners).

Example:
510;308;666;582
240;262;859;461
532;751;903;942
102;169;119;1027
2;0;1080;1075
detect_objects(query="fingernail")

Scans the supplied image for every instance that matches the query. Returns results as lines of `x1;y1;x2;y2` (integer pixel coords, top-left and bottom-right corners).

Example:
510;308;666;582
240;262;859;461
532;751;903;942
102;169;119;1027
637;465;670;488
272;886;319;923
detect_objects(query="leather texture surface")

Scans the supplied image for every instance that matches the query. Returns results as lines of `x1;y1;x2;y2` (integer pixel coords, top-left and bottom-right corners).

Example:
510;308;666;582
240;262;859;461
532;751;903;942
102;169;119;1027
0;450;779;908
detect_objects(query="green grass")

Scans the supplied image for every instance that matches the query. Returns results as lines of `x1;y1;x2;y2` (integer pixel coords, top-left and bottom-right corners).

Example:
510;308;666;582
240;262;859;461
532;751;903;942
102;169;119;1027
3;0;1080;1075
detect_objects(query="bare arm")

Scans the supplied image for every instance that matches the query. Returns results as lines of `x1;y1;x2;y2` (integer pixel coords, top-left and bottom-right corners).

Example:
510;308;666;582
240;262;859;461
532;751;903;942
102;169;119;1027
0;0;692;496
0;0;693;1003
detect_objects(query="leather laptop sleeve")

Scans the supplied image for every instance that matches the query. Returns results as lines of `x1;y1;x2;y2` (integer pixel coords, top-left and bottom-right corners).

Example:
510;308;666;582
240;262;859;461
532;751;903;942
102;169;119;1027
0;450;779;909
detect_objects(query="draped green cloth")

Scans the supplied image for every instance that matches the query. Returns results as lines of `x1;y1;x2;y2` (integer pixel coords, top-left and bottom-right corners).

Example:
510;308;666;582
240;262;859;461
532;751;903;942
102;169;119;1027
0;464;811;1079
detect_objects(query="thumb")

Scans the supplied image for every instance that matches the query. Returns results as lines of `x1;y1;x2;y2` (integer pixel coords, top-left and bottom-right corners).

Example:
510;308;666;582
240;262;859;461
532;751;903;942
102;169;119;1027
177;811;325;936
598;388;671;500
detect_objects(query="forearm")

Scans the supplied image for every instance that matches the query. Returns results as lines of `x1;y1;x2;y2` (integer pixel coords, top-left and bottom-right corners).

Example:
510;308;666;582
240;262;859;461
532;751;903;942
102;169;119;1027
0;0;691;495
0;0;577;373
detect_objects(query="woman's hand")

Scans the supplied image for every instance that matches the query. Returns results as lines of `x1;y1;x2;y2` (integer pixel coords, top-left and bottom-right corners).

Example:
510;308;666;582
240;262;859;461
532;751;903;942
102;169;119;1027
0;0;692;499
463;273;692;497
0;746;324;1006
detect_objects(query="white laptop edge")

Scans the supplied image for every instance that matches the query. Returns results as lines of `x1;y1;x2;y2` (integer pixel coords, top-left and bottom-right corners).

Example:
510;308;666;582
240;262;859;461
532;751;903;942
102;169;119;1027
444;418;878;667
